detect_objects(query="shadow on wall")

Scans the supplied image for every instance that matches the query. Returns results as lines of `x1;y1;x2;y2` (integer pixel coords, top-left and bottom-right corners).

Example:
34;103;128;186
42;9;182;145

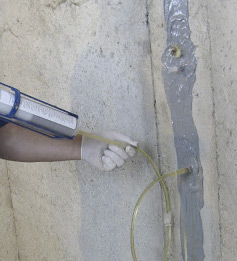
70;1;164;261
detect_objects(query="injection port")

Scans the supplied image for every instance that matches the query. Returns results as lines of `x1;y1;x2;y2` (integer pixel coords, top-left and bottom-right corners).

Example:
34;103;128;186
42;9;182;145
170;45;182;58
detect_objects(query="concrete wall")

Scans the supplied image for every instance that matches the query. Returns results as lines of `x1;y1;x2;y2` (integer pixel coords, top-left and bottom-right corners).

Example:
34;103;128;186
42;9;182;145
0;1;163;261
149;0;237;260
207;1;237;260
0;0;236;260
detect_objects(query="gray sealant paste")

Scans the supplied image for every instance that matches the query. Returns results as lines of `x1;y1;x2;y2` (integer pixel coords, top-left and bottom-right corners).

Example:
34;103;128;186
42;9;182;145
162;0;204;260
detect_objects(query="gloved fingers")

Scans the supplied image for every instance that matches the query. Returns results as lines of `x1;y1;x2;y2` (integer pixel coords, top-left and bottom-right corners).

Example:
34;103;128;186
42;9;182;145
108;144;129;160
104;132;138;148
116;133;138;147
104;149;125;167
126;145;137;157
102;156;117;171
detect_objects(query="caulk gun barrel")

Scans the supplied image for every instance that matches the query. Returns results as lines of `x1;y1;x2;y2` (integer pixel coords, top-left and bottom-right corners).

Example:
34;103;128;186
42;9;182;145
0;86;78;138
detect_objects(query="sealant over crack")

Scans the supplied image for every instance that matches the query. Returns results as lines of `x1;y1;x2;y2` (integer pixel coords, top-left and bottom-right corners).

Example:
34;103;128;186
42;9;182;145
162;0;204;260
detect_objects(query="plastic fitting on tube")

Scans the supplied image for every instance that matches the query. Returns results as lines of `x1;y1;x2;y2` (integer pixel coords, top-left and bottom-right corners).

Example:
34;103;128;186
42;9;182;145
164;211;173;226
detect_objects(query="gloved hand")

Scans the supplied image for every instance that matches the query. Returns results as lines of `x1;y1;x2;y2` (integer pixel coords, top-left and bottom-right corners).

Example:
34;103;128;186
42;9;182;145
81;131;138;171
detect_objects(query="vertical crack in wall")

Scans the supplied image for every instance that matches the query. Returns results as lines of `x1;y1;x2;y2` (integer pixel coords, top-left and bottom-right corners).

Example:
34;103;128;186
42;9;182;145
162;0;204;260
205;3;223;260
145;0;167;246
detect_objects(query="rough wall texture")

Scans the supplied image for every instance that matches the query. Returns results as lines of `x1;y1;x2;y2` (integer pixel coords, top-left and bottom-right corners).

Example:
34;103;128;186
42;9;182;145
0;0;236;260
0;1;164;261
207;0;237;260
0;162;19;261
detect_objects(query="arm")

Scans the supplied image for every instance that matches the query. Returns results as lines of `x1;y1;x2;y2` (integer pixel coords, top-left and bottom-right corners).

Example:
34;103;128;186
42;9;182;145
0;123;137;171
0;123;82;162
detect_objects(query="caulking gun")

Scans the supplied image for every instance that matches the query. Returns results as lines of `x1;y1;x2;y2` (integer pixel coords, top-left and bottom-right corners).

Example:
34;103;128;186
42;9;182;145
0;82;78;139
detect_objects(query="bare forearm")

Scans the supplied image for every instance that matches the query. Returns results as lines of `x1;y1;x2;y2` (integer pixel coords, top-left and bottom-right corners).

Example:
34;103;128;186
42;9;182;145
0;123;82;162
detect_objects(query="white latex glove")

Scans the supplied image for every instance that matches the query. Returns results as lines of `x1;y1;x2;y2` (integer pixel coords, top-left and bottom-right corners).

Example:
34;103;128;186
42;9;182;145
81;131;138;171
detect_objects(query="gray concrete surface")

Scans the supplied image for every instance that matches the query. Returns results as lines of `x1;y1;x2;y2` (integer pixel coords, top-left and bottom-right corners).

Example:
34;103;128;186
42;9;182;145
0;0;236;261
0;1;163;261
207;1;237;260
